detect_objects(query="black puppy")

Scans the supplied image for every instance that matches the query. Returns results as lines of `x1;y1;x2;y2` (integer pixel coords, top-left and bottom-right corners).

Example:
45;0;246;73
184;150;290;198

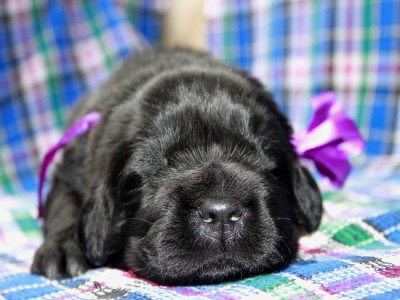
31;49;322;285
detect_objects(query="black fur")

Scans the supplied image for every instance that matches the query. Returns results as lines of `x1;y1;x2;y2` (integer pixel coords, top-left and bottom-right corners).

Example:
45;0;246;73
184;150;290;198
31;48;322;285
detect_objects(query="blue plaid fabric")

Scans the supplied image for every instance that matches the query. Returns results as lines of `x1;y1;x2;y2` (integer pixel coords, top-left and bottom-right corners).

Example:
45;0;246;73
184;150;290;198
0;0;146;194
122;0;164;45
204;0;400;156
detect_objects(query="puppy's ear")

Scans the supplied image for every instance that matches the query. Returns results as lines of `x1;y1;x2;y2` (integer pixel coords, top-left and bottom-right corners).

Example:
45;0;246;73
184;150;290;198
292;164;323;233
79;184;115;266
79;141;133;266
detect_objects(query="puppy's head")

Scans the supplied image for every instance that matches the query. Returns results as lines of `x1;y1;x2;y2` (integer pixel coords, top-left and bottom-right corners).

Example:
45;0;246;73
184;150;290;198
79;80;322;285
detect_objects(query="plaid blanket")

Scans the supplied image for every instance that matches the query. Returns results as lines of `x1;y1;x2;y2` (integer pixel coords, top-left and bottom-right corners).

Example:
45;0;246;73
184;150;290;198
1;160;399;299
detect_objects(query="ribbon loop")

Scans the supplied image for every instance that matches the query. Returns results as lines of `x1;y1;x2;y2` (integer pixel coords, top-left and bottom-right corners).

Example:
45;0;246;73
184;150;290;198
292;92;364;188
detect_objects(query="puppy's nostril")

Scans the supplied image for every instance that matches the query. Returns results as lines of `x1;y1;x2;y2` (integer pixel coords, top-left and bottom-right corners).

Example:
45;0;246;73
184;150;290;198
230;211;242;222
199;210;214;223
203;215;214;223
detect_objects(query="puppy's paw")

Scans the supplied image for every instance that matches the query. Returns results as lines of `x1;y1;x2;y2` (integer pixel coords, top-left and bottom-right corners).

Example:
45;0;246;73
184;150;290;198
31;234;90;279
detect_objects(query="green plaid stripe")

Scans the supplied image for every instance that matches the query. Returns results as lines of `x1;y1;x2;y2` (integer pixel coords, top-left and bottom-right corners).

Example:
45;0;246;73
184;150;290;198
31;0;64;128
0;156;14;194
12;210;42;239
82;0;114;71
357;0;373;127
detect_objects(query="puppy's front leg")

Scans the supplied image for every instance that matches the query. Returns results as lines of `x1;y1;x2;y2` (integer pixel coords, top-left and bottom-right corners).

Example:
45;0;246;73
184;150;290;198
31;176;90;279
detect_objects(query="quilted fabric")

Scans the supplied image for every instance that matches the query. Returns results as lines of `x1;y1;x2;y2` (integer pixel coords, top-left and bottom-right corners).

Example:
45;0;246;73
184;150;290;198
1;160;399;300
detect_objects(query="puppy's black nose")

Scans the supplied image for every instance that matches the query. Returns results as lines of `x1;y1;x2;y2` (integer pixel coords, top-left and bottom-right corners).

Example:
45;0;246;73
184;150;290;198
198;199;243;240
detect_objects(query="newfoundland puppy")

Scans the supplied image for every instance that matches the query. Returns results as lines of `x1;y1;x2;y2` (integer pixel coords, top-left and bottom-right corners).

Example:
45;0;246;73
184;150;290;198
31;48;322;285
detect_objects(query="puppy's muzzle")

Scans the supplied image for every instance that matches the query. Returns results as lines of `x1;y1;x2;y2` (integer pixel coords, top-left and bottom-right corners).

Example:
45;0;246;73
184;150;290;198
198;199;243;240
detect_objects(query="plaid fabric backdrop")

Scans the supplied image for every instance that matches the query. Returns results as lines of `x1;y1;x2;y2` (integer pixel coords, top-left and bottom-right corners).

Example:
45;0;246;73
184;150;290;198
1;0;400;193
0;0;146;194
204;0;400;156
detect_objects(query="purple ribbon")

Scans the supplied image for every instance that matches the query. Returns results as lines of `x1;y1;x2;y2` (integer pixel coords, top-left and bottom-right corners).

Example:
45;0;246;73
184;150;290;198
37;92;364;218
38;112;101;218
292;92;365;188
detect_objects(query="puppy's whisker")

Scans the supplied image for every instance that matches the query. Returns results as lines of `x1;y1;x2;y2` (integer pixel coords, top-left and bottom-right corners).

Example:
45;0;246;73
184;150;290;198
157;252;165;281
273;217;292;222
130;227;172;246
273;232;293;256
132;235;148;244
126;218;154;225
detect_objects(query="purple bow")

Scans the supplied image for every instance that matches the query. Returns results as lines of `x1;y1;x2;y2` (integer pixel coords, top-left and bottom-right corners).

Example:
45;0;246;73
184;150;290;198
291;92;365;188
38;112;101;218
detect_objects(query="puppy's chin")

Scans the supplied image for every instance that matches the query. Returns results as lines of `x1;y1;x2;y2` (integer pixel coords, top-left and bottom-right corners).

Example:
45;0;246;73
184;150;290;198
122;227;297;285
126;251;253;285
